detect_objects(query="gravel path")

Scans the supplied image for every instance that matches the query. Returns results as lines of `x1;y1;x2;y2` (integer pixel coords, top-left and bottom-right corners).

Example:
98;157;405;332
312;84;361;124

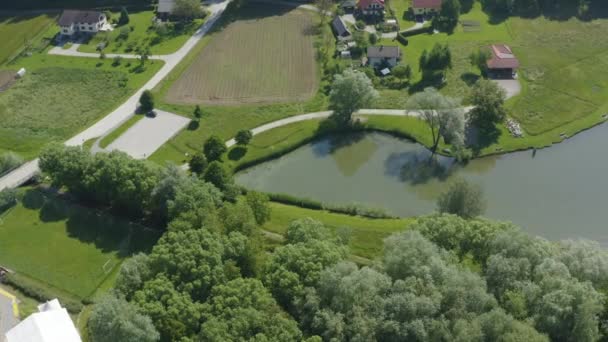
0;0;230;191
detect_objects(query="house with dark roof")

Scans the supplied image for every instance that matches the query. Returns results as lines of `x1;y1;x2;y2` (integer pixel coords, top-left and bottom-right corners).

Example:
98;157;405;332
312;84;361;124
367;45;402;68
486;44;520;77
58;10;107;36
412;0;442;15
332;16;351;40
341;0;357;13
358;0;385;16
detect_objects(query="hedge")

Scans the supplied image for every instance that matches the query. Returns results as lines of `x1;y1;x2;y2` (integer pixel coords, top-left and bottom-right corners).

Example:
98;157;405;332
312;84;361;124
397;26;434;45
3;273;84;313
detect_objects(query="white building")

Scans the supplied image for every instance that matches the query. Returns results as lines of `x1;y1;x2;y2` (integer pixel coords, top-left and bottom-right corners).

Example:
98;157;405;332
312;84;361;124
367;46;402;68
58;10;107;36
3;299;81;342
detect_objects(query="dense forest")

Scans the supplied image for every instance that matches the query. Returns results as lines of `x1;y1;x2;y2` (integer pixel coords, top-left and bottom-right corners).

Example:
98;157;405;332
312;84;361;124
38;145;608;342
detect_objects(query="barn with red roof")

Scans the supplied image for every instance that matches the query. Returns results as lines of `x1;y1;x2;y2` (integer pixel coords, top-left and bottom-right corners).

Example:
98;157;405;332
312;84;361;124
357;0;385;16
487;44;520;78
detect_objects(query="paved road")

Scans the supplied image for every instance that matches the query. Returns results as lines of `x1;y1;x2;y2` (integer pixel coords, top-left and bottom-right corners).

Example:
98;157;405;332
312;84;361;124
106;110;190;159
0;0;230;191
0;287;19;337
49;43;167;60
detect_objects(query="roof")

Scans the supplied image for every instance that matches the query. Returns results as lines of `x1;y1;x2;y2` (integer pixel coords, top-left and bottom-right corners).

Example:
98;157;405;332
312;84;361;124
5;300;81;342
332;16;351;37
158;0;176;13
412;0;442;9
358;0;385;9
341;0;357;7
487;44;520;69
58;10;104;26
367;45;401;58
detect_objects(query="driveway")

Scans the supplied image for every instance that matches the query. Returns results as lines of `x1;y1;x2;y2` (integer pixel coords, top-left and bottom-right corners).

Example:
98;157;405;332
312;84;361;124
493;79;521;99
106;110;190;159
0;0;230;191
0;287;19;337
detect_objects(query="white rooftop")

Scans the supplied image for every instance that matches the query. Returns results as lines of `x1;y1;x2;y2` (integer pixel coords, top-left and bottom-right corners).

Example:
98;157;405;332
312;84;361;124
4;299;81;342
158;0;176;13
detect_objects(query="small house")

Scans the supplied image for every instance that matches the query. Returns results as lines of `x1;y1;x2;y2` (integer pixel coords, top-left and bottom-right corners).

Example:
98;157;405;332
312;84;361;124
58;10;107;36
157;0;176;19
341;0;357;13
332;16;351;40
4;299;81;342
486;44;520;78
367;45;402;68
16;68;26;78
357;0;385;16
411;0;442;16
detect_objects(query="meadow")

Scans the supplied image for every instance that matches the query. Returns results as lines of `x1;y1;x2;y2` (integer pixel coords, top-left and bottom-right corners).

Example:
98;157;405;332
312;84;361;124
0;54;163;159
0;13;57;65
165;3;318;105
0;189;159;300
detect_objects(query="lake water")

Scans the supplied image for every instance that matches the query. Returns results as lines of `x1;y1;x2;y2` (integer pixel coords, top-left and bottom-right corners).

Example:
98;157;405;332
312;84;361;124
236;125;608;243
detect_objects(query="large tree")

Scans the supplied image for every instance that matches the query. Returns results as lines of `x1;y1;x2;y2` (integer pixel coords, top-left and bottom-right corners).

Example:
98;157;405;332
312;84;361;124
406;87;465;153
436;178;486;219
203;135;227;161
88;295;159;342
139;90;154;113
433;0;461;33
468;79;507;129
329;69;378;126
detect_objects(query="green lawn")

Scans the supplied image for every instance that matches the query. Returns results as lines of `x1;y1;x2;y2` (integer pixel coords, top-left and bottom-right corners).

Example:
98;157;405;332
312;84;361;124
0;13;57;65
99;114;145;148
0;53;163;159
78;10;205;55
264;202;413;258
0;189;159;300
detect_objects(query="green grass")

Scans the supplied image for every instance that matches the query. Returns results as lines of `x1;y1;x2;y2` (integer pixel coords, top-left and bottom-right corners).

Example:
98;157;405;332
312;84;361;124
0;189;160;300
0;13;57;65
99;114;145;148
0;52;163;159
78;10;205;55
264;202;413;258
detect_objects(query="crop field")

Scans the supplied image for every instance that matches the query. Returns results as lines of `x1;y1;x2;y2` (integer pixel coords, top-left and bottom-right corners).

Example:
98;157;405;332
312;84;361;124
0;14;56;65
0;189;159;299
165;4;318;105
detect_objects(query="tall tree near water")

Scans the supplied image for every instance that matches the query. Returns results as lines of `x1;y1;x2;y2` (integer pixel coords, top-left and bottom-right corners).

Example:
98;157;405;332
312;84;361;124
329;69;378;126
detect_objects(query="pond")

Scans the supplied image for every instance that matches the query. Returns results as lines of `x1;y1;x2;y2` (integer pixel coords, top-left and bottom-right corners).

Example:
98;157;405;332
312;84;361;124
236;125;608;243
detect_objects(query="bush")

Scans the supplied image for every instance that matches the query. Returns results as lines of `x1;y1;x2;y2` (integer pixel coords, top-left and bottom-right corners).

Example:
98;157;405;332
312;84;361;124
3;273;84;313
398;26;433;39
437;179;485;219
189;153;208;174
0;152;24;175
112;56;122;66
396;33;409;45
356;20;366;30
323;202;396;219
369;33;378;45
235;130;253;146
0;188;17;213
267;193;323;210
203;136;227;162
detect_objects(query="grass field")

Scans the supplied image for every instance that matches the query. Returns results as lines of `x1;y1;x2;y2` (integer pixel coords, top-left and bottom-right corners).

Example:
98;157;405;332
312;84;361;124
0;53;163;159
165;3;318;105
0;14;57;65
99;114;145;148
0;189;159;300
77;10;205;55
264;202;414;258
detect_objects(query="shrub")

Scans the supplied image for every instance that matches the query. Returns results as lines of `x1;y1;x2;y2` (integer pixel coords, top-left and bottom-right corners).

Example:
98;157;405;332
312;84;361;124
189;153;208;174
437;179;485;219
0;152;23;175
0;188;17;213
203;136;227;161
139;90;154;113
369;33;378;45
3;273;83;313
112;56;123;66
356;20;366;30
398;26;433;38
235;130;253;146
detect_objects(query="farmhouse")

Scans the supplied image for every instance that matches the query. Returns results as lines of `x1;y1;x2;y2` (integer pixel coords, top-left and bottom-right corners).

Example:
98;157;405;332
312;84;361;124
332;16;351;39
487;44;520;78
358;0;385;16
4;299;81;342
367;45;401;68
411;0;442;15
158;0;176;19
58;10;107;36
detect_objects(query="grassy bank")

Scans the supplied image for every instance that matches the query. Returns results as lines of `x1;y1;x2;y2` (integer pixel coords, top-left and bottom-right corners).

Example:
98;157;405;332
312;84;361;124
263;202;413;258
0;13;57;65
0;189;159;301
99;114;144;148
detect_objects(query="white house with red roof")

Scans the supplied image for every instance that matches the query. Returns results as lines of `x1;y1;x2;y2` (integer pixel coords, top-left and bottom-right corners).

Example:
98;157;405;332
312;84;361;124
411;0;442;15
358;0;385;16
486;44;520;77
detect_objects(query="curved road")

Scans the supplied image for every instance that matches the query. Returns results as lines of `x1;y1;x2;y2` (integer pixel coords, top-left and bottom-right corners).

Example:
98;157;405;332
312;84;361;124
0;0;230;191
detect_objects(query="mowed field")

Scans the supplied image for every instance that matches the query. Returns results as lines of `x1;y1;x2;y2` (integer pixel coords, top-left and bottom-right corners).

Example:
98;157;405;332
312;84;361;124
0;189;159;300
166;4;318;105
0;14;56;65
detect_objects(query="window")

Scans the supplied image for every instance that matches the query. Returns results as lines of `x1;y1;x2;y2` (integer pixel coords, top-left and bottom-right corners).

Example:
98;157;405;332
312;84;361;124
63;28;68;33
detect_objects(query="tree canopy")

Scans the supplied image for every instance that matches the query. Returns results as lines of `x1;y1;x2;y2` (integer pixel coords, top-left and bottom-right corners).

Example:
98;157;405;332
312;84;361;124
329;69;378;126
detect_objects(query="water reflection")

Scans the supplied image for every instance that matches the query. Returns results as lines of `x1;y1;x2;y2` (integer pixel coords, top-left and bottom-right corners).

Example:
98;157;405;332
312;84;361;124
236;126;608;243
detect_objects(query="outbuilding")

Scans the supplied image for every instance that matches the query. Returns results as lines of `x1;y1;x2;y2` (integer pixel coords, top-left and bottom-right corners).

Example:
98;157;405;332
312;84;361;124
16;68;26;78
331;16;351;40
486;44;520;78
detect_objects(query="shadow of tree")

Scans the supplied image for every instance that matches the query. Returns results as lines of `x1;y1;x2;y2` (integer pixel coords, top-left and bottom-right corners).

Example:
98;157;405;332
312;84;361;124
228;146;247;161
409;71;447;94
460;72;480;86
466;123;502;156
384;150;454;185
188;120;200;130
